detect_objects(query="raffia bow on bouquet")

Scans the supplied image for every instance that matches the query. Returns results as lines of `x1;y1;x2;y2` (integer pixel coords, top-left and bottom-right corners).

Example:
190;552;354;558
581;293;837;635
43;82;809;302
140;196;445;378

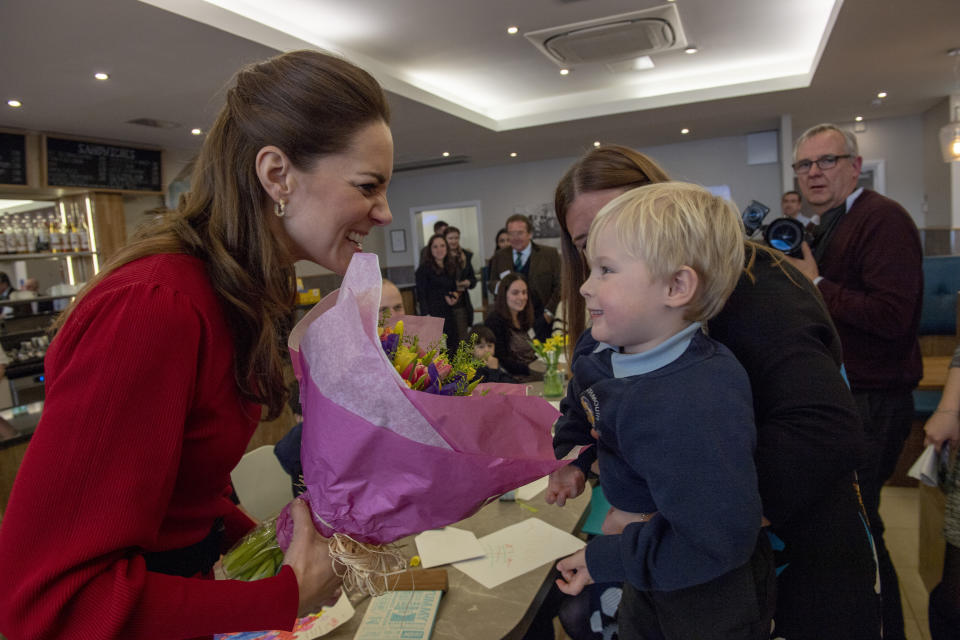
224;253;574;596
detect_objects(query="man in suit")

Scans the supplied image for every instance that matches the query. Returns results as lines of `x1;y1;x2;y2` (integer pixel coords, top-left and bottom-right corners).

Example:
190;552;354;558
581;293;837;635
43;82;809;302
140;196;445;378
487;214;561;341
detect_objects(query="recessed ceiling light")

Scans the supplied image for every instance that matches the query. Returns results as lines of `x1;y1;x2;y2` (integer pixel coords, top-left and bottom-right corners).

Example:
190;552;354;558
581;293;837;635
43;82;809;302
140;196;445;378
559;68;570;76
507;26;518;35
684;46;698;54
855;116;864;122
6;99;22;108
877;91;888;99
94;72;109;81
442;151;450;157
509;152;518;158
681;128;690;135
190;128;203;135
593;141;601;147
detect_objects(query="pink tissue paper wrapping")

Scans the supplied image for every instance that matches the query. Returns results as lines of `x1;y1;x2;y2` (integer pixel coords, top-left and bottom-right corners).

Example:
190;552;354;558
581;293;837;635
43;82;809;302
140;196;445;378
276;253;569;546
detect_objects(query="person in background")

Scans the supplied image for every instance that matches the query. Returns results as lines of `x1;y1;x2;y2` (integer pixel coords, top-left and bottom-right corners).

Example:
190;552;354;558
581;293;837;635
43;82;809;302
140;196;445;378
444;225;477;342
785;123;922;640
782;190;818;229
482;227;509;307
0;272;11;301
553;182;773;639
467;324;517;384
547;144;878;639
433;220;448;236
0;49;394;639
923;344;960;639
487;214;561;341
379;278;406;326
484;272;541;381
22;277;54;314
415;233;462;348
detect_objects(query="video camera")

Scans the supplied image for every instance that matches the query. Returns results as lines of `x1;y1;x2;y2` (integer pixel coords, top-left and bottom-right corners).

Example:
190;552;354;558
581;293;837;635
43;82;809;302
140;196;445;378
740;200;812;258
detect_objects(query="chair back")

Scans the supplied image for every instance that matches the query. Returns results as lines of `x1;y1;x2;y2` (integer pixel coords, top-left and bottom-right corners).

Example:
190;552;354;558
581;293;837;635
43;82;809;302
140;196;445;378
230;445;293;521
919;255;960;335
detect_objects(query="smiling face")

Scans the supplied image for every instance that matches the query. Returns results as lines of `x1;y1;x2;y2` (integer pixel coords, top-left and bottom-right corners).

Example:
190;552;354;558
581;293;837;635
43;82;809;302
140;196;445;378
506;220;532;252
565;188;627;252
505;278;529;316
430;236;448;264
496;231;510;251
795;130;861;215
277;120;393;273
580;223;677;354
445;231;460;251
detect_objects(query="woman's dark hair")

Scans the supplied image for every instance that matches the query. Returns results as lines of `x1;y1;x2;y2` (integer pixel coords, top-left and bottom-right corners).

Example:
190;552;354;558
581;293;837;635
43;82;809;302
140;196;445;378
53;50;390;419
494;273;534;330
419;233;457;276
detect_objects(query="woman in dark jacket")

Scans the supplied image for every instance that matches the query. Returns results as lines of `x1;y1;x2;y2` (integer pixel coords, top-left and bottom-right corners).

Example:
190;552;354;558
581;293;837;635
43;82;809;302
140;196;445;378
415;233;461;348
484;272;541;381
548;144;879;640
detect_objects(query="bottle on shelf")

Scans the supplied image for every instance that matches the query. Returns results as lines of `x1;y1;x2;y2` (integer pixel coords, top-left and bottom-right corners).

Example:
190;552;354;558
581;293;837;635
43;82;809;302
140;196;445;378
48;213;64;253
34;215;50;253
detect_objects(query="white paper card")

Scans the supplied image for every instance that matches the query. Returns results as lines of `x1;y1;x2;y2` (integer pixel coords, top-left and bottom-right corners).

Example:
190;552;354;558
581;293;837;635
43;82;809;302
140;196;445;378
452;517;585;589
908;443;950;487
515;476;549;501
414;526;485;568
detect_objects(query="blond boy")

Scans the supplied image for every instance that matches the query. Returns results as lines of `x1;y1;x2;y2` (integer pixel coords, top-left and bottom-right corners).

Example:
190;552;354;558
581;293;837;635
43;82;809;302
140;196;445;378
550;183;773;639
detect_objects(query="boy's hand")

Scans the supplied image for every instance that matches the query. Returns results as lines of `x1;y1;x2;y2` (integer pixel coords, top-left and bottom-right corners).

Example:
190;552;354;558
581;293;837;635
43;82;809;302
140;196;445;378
601;507;657;535
545;465;585;506
486;355;499;369
555;548;593;596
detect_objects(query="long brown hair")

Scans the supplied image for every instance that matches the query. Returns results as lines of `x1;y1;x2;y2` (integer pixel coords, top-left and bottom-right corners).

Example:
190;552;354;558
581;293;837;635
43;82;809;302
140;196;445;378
554;145;669;357
494;273;534;331
54;50;390;419
419;233;458;277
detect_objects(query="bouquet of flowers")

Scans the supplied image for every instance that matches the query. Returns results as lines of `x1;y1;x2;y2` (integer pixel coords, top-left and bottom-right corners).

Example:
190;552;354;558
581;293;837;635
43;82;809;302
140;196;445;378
222;254;574;595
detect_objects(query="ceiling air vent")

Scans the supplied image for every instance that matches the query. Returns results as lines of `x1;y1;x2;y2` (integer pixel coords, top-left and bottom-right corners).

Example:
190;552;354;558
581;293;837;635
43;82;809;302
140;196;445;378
525;4;687;67
127;117;182;129
394;155;470;173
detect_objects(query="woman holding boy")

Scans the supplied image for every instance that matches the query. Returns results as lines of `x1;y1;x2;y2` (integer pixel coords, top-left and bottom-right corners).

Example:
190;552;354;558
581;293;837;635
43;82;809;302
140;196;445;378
547;145;879;639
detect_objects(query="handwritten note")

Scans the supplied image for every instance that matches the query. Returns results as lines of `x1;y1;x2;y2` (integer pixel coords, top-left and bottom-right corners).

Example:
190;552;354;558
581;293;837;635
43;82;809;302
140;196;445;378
452;517;585;589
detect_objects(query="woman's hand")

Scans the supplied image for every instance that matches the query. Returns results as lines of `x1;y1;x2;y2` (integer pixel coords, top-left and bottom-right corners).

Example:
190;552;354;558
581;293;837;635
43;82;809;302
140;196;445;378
555;548;593;596
282;499;343;617
545;465;585;506
600;507;656;535
444;291;460;306
924;410;960;453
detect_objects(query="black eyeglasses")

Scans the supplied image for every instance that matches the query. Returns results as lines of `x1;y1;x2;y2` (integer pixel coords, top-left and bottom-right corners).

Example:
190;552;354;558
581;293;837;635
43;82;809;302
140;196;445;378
792;154;852;175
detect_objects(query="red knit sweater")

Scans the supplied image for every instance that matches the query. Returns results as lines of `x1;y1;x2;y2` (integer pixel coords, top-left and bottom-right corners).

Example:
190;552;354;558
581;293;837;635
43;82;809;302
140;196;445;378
0;254;298;639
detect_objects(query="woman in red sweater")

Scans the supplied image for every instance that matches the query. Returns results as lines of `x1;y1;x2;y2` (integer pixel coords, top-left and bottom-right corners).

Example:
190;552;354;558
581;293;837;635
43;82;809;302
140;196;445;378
0;49;394;639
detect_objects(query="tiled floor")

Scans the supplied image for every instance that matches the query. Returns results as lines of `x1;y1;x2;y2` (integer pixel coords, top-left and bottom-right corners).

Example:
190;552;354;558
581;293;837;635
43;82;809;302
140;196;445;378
881;485;933;640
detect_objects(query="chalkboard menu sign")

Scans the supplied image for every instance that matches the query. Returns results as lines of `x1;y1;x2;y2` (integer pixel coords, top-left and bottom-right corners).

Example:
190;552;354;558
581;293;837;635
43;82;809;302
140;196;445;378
45;136;162;192
0;133;27;186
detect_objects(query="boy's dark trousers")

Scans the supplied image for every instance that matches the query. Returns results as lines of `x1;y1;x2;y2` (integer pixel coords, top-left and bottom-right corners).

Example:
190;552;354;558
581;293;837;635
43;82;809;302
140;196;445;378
618;531;775;640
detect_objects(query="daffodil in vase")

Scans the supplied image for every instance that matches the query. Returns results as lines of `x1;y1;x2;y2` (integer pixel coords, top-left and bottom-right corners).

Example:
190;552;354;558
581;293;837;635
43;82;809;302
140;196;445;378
531;334;567;398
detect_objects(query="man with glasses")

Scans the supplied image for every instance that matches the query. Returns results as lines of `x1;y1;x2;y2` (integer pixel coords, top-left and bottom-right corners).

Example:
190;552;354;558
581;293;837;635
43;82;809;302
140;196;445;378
488;214;561;341
786;123;922;640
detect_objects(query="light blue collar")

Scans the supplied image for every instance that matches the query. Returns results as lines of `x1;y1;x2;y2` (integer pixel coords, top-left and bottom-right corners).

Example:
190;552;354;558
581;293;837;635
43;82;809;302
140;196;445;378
593;322;702;378
846;187;863;211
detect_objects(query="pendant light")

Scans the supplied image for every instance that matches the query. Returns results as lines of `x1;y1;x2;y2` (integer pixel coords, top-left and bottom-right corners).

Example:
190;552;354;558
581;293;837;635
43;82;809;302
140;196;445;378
940;48;960;163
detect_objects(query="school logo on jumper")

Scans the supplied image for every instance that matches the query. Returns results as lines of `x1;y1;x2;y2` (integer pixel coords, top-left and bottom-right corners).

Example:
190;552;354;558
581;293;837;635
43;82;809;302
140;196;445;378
580;387;600;434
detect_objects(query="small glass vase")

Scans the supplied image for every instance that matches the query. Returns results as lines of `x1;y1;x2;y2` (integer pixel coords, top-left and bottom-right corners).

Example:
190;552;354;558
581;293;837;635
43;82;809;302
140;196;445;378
542;363;564;398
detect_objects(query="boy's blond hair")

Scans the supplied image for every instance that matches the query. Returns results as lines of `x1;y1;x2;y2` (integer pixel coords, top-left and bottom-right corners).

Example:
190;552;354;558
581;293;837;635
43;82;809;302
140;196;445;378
586;182;745;322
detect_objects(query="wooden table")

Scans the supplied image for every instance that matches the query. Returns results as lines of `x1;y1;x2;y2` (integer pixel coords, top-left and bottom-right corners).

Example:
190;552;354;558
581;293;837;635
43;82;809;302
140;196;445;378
326;483;592;640
918;356;952;391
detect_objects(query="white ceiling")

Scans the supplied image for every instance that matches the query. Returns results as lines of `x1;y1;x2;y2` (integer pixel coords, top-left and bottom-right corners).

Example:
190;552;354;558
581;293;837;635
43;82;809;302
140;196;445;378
1;0;959;177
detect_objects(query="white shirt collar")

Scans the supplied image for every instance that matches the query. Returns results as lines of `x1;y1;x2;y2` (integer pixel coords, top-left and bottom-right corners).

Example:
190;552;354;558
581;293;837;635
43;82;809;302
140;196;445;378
592;322;702;378
515;242;532;264
846;187;864;211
